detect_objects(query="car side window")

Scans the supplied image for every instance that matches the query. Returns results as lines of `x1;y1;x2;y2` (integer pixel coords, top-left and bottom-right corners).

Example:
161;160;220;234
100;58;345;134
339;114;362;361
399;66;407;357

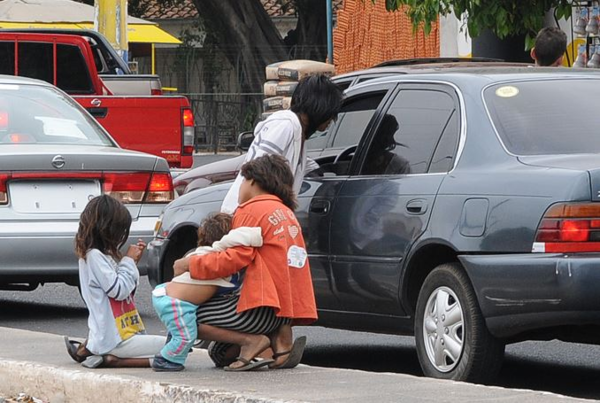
361;89;457;176
429;110;460;173
0;42;15;75
56;44;94;94
305;128;329;151
18;42;54;85
330;92;386;149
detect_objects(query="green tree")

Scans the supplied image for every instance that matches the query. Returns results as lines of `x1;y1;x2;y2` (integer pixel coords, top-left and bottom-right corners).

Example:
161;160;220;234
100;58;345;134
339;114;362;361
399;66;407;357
376;0;572;48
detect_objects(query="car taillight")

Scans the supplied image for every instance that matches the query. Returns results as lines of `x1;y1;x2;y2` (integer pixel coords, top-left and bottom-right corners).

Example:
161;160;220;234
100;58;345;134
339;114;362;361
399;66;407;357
182;108;194;155
0;173;10;204
533;203;600;253
146;172;174;203
103;172;150;203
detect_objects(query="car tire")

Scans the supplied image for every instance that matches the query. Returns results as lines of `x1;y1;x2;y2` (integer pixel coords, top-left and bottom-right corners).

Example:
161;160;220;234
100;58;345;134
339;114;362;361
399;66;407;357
414;262;505;384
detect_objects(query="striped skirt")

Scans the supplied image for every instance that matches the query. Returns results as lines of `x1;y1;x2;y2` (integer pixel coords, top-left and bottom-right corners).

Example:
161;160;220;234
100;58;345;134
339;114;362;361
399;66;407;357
196;290;290;367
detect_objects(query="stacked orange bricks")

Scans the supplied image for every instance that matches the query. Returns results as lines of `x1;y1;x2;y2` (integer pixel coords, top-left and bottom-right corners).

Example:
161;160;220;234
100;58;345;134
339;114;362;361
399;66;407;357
333;0;440;74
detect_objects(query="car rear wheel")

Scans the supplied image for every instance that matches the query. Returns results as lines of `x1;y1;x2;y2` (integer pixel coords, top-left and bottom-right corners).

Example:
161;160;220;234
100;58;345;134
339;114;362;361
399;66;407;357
415;262;505;384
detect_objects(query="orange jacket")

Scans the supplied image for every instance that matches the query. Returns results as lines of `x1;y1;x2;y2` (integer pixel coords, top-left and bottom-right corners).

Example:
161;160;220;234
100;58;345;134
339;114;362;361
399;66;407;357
189;195;317;325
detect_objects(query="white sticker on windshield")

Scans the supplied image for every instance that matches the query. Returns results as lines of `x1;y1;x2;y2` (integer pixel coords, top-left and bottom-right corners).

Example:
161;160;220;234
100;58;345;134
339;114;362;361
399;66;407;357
35;117;86;139
495;86;519;98
0;84;19;91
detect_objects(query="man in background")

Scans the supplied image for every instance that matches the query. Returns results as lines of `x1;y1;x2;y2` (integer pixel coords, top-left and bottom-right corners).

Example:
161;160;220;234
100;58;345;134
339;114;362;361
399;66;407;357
530;27;567;66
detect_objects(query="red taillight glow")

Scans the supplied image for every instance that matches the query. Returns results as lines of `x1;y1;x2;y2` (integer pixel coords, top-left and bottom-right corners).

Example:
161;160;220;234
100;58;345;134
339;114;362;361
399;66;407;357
151;89;163;96
182;109;194;127
0;111;8;130
0;173;9;204
534;203;600;253
146;172;174;203
103;172;151;204
182;108;195;156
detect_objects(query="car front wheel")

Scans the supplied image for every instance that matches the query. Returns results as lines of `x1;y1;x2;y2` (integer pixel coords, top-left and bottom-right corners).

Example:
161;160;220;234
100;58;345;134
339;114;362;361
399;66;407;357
415;262;505;384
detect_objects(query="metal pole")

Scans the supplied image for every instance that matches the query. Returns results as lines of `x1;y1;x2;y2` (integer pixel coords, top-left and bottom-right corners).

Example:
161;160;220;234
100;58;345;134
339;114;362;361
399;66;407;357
326;0;333;63
95;0;128;64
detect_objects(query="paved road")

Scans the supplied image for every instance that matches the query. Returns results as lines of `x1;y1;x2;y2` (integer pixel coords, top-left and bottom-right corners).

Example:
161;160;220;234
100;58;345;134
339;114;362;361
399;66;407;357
1;281;600;400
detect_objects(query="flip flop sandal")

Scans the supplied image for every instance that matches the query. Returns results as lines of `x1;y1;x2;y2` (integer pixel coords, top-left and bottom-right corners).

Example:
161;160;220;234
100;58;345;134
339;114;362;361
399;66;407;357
269;336;307;369
81;355;105;369
64;336;92;363
223;357;274;372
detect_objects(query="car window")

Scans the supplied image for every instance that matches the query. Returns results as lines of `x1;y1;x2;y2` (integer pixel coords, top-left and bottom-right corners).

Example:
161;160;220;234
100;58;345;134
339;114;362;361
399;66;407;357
0;42;15;75
0;84;113;146
331;92;386;149
335;80;353;92
485;80;600;155
18;42;54;84
56;44;94;93
361;89;457;175
305;128;329;151
429;110;460;173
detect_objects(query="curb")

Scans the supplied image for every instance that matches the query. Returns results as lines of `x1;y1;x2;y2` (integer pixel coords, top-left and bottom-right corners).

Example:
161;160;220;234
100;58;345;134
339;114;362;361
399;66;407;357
0;359;304;403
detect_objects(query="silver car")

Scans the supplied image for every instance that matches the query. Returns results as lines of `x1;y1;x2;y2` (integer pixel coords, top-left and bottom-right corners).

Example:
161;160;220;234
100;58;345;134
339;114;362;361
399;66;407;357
0;76;173;290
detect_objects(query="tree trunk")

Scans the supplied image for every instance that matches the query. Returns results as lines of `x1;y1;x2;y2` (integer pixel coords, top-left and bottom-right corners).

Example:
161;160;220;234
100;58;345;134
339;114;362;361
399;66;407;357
294;0;328;61
192;0;289;93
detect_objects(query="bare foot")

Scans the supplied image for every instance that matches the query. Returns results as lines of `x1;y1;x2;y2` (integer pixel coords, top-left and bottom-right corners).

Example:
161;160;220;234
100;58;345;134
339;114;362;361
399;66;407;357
227;334;271;369
269;324;293;368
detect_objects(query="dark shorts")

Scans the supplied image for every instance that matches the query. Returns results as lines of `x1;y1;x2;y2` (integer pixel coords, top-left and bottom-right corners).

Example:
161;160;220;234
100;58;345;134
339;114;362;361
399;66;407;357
196;290;290;367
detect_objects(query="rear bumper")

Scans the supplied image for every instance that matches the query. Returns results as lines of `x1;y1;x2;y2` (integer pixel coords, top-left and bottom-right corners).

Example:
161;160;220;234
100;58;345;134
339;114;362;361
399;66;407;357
0;216;158;283
460;253;600;338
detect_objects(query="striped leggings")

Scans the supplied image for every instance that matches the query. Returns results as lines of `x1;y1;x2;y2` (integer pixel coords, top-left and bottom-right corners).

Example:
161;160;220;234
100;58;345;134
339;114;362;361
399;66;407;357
196;290;290;367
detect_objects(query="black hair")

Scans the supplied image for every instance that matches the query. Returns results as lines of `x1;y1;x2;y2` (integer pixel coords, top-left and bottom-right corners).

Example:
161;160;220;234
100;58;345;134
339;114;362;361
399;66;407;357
534;27;567;66
291;74;344;138
75;195;132;260
240;154;298;210
197;213;232;246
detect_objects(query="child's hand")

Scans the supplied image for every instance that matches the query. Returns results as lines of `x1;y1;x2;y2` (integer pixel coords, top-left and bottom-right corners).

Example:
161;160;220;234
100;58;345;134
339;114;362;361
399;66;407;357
173;257;190;277
126;239;145;263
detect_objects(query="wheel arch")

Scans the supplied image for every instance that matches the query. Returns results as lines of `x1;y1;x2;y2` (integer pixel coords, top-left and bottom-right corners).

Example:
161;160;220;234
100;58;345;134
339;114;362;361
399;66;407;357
402;240;460;318
159;223;199;283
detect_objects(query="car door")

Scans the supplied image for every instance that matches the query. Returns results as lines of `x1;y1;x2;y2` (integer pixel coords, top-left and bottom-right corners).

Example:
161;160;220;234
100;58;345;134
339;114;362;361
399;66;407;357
296;83;395;311
328;83;462;316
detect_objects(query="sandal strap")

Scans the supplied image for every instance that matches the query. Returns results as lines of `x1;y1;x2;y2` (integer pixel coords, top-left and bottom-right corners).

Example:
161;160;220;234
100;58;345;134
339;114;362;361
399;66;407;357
272;350;291;359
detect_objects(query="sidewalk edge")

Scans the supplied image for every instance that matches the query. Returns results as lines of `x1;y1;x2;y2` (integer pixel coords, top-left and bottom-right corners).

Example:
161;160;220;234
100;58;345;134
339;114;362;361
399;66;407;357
0;358;300;403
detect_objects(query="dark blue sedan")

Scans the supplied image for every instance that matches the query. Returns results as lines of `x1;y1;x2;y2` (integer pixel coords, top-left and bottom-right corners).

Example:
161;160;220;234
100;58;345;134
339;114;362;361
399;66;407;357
148;67;600;383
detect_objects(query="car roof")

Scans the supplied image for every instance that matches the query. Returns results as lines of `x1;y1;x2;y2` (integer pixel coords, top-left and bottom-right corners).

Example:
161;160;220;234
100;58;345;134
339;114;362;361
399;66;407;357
344;66;600;92
332;59;532;81
0;74;51;86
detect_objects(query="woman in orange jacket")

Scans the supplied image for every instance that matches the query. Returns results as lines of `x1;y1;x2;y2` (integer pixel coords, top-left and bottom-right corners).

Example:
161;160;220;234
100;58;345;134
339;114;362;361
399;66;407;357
173;154;317;371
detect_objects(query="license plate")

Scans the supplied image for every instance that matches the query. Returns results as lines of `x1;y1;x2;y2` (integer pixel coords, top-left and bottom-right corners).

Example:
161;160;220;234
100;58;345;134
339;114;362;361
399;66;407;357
9;180;101;213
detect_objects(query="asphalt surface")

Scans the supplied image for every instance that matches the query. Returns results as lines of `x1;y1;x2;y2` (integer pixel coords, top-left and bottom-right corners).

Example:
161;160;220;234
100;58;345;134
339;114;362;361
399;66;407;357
1;280;600;400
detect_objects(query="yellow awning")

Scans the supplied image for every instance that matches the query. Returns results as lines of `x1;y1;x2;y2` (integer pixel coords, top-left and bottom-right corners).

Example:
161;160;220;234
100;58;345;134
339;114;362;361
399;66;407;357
0;22;181;44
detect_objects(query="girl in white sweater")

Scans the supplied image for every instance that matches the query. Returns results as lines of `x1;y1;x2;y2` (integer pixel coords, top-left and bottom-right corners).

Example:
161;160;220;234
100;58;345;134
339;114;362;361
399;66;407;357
64;195;165;368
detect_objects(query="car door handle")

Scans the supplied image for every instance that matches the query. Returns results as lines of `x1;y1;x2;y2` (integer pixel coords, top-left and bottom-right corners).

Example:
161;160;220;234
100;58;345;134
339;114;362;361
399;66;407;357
86;107;108;119
310;199;331;215
406;199;428;215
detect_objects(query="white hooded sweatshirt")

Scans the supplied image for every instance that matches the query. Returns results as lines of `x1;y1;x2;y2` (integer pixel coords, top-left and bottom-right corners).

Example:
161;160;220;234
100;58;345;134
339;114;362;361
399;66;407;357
221;110;318;214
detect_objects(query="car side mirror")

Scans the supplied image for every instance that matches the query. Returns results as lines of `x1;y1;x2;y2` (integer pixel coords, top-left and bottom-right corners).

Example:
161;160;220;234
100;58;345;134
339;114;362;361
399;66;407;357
237;131;254;152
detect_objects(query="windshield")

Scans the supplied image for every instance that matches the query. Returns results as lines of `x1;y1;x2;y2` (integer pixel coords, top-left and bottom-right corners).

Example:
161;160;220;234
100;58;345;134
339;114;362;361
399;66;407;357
0;83;114;146
484;79;600;155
